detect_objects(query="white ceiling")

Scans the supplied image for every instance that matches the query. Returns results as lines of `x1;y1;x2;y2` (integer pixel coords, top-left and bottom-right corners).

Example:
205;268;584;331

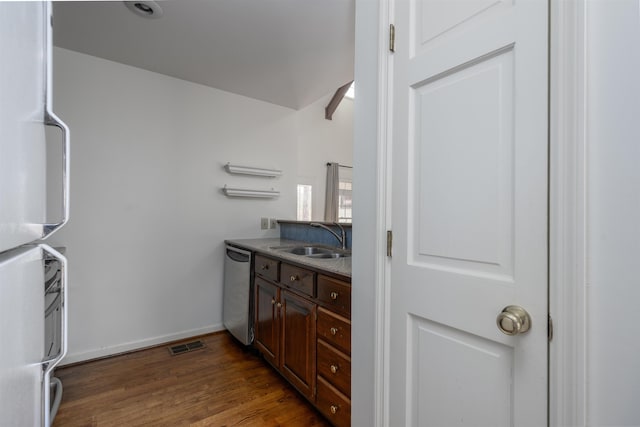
53;0;355;110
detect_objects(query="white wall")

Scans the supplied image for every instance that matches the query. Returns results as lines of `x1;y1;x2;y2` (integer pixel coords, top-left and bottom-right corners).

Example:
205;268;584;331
586;1;640;424
49;47;352;363
296;93;353;220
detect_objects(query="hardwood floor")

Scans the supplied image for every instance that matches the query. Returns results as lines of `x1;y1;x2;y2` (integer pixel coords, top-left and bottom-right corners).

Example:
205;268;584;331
53;332;331;426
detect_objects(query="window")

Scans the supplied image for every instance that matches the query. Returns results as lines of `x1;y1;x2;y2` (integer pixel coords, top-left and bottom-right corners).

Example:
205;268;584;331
344;81;355;99
338;179;352;223
297;184;312;221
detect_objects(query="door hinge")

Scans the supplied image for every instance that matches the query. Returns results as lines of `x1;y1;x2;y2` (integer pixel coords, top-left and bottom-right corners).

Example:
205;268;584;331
389;24;395;53
548;315;554;342
387;230;393;257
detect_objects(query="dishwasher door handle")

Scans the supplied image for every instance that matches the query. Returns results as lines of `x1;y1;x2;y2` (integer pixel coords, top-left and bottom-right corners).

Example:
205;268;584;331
226;245;251;262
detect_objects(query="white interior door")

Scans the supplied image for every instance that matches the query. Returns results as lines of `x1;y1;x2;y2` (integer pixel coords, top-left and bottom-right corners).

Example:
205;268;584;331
388;0;549;425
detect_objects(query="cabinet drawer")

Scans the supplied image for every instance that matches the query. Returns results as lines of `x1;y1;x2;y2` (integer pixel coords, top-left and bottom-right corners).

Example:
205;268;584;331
317;275;351;316
281;263;315;298
255;255;279;282
317;307;350;354
317;339;351;397
316;376;350;427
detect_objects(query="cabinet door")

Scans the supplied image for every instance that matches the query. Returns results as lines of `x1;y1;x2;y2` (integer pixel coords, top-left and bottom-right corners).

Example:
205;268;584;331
254;277;279;367
280;290;317;399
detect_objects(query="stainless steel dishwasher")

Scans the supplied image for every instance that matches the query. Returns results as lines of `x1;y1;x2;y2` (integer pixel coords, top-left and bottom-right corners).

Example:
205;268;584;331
223;245;253;345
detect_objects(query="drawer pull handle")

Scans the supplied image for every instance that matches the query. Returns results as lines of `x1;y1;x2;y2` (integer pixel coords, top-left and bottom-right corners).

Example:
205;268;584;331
330;405;339;415
330;364;339;374
330;327;338;336
261;264;269;270
290;275;298;282
330;291;339;300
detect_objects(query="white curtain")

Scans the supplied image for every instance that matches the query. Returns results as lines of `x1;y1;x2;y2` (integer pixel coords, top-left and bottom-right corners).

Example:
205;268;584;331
324;162;339;222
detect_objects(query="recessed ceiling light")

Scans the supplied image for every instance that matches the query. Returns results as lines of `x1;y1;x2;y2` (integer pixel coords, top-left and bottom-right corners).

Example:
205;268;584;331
124;1;163;19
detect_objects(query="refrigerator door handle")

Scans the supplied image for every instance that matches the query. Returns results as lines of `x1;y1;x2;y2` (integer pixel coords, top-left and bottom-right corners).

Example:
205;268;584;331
43;111;70;238
40;244;67;427
41;245;67;369
42;0;70;240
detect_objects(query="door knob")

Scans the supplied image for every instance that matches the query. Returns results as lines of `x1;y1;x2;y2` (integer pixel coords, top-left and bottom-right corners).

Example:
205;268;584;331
496;305;531;335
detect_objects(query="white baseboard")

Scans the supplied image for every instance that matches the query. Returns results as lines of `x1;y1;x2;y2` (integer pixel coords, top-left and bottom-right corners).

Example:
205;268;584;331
60;323;226;366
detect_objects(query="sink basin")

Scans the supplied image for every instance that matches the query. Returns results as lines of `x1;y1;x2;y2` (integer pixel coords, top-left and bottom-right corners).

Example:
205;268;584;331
273;245;351;259
286;246;331;256
307;252;350;259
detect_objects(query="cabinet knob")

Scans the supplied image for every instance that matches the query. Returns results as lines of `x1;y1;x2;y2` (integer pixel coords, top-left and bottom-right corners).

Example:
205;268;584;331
330;291;339;300
271;299;276;305
330;327;338;336
261;264;269;270
330;405;339;415
330;364;339;374
276;302;282;308
290;275;298;282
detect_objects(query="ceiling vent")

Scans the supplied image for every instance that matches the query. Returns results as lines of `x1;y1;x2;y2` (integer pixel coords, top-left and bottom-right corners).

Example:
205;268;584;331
124;1;163;19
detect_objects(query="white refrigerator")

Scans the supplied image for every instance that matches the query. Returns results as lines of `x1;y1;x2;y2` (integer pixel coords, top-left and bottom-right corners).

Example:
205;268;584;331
0;2;70;426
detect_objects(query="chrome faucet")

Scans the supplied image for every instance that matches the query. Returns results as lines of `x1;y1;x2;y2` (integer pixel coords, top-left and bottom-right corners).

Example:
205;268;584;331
310;222;347;250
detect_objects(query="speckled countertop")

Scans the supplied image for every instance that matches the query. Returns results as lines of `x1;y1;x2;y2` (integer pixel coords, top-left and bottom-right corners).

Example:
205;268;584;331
225;238;351;278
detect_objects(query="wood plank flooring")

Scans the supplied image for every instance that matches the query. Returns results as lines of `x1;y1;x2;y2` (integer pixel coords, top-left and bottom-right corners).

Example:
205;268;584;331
52;332;331;427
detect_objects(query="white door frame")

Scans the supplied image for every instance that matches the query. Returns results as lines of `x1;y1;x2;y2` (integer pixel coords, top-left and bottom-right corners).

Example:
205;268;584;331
352;0;589;425
548;0;588;424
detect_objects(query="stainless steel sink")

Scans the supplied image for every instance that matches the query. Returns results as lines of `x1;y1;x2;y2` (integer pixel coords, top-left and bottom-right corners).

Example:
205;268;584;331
272;245;351;259
306;252;350;259
286;246;331;256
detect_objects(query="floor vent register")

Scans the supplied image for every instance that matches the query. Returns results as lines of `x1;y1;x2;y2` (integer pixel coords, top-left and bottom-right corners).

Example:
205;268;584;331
168;340;206;356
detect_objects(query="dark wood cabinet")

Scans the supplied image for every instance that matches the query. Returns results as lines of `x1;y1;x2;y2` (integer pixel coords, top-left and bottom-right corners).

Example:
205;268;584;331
254;256;317;400
281;263;315;297
253;253;351;426
316;376;351;427
315;278;351;427
255;254;279;282
281;290;316;399
317;339;350;397
317;275;351;317
317;307;351;355
254;277;280;367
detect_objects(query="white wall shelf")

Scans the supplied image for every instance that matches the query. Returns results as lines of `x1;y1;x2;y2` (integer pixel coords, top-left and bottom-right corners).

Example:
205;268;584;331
222;185;280;198
224;163;282;177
